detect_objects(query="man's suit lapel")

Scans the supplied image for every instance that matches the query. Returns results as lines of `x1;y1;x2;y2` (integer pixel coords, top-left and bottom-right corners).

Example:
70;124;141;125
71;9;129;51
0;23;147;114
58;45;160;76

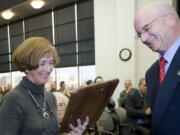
152;46;180;133
149;61;159;111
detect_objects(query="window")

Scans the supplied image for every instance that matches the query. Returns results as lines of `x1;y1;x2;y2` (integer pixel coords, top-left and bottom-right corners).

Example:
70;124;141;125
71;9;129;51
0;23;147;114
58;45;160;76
0;0;95;89
57;67;78;91
81;65;96;85
0;26;10;73
25;12;53;42
9;21;24;72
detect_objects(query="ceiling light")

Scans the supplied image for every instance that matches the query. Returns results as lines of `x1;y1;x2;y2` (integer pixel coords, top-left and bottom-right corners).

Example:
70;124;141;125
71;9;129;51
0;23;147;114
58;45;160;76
1;10;14;20
31;0;45;9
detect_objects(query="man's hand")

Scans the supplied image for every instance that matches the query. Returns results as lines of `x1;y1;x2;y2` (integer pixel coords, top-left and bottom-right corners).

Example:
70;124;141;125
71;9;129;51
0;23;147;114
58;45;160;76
126;87;131;94
145;107;151;115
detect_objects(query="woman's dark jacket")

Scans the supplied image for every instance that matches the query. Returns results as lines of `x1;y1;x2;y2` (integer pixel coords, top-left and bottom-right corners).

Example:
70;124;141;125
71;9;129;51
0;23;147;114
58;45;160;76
0;77;60;135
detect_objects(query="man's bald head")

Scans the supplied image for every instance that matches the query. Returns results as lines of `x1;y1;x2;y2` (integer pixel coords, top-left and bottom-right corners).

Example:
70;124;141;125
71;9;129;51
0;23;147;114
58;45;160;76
134;1;180;53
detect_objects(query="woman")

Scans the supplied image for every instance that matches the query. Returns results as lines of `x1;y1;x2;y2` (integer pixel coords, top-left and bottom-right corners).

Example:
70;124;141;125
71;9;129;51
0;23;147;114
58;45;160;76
53;92;69;123
0;37;88;135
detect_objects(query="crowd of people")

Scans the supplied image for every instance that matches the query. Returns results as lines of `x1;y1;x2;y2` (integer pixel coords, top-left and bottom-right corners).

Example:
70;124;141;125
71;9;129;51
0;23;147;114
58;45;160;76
0;75;151;135
119;78;152;135
0;83;13;102
49;75;152;135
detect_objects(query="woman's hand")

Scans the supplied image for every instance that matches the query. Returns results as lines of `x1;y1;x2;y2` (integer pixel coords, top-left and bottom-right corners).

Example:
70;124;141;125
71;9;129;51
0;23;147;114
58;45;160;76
69;116;89;135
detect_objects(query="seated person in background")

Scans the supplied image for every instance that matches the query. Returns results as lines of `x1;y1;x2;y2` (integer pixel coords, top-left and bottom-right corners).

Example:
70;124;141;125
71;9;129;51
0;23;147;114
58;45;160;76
3;83;13;96
94;76;103;84
59;81;71;98
86;80;93;86
0;90;3;103
94;76;116;111
118;79;137;108
53;92;89;135
123;78;151;135
53;92;69;123
7;82;13;91
50;81;57;92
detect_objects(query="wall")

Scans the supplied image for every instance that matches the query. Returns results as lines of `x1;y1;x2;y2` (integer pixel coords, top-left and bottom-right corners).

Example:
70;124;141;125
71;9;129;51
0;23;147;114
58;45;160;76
94;0;173;105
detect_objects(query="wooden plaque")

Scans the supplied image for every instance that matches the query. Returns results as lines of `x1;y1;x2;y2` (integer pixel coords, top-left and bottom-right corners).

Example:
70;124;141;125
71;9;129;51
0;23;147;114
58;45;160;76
59;78;119;133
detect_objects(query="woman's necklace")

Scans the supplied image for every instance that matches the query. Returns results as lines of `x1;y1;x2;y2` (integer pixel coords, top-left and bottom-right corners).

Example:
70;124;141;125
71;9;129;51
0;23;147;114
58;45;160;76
28;89;49;119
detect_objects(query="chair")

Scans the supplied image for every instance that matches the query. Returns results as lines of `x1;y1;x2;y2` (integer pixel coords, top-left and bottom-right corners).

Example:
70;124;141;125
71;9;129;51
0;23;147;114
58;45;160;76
96;111;117;135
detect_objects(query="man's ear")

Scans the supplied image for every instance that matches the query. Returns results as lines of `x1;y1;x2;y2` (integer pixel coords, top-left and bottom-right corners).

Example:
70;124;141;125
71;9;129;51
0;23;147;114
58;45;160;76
166;12;177;26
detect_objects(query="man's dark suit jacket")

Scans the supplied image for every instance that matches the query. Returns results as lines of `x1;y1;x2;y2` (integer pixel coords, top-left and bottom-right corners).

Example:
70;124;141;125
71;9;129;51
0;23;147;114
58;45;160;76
145;46;180;135
125;89;151;125
118;88;138;107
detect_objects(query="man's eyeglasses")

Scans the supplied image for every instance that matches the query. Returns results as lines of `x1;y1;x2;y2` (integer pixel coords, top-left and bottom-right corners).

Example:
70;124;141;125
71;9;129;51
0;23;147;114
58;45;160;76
135;15;166;40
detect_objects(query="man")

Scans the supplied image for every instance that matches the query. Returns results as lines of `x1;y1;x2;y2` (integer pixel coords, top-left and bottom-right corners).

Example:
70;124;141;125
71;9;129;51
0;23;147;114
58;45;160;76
94;76;104;84
124;78;151;135
86;80;94;86
134;2;180;135
0;87;3;103
118;79;137;107
50;81;57;92
94;76;116;110
59;81;71;97
2;83;12;96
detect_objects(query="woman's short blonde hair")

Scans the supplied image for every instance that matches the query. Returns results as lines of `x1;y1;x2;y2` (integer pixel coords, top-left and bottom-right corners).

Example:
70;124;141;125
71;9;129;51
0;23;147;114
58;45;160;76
12;37;60;72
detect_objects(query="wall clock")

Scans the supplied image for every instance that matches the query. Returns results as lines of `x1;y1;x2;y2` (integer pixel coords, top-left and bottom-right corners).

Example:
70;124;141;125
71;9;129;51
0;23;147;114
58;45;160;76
119;48;132;61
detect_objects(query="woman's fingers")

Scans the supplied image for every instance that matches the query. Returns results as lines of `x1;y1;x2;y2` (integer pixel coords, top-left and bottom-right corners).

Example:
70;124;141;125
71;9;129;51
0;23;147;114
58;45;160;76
69;116;89;135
